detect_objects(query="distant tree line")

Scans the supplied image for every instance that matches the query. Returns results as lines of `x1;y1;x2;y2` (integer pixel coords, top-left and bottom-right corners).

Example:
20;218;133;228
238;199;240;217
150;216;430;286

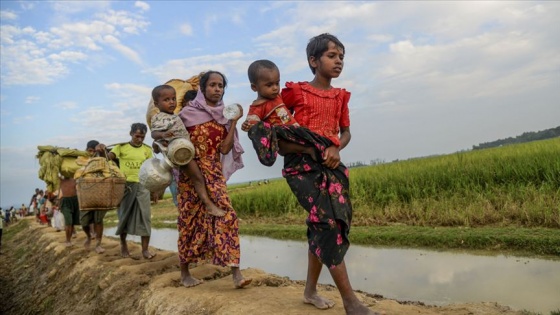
472;126;560;150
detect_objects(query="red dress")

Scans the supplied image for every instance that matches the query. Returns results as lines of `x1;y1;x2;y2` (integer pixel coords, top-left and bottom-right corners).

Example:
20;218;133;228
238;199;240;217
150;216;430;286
176;120;240;267
282;82;350;146
246;95;298;126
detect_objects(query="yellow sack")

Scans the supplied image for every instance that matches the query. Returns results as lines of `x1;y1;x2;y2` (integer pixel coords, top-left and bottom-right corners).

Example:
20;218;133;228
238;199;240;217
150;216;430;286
37;145;90;191
60;156;82;179
74;157;125;179
146;74;203;129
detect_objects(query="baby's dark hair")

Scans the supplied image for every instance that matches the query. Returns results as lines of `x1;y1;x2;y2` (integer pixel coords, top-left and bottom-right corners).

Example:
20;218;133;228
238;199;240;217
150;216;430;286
130;123;148;134
247;59;278;84
306;33;345;74
152;84;175;101
199;71;228;92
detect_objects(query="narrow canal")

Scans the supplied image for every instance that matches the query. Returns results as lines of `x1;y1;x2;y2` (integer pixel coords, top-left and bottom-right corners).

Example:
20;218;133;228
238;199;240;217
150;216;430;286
105;227;560;314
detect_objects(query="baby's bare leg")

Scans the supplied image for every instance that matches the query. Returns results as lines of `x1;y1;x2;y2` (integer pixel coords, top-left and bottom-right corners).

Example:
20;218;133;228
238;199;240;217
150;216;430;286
181;162;225;217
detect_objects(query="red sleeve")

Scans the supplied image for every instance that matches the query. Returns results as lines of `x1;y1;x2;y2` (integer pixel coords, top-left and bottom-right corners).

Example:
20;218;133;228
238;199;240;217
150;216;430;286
339;89;351;128
281;82;303;111
247;104;264;121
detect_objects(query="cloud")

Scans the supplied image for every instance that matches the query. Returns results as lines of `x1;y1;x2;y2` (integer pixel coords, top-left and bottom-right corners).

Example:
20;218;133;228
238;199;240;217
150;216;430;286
135;1;150;12
145;51;250;82
0;4;149;85
25;96;40;104
0;10;17;20
55;101;77;110
13;115;34;124
180;24;193;36
102;34;142;64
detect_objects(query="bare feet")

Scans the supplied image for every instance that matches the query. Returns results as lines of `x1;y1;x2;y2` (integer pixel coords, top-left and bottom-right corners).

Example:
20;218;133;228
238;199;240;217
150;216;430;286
303;294;335;310
120;243;130;258
142;250;156;259
234;278;252;289
84;238;91;250
95;244;105;254
345;302;383;315
181;275;203;288
65;241;73;247
206;203;226;217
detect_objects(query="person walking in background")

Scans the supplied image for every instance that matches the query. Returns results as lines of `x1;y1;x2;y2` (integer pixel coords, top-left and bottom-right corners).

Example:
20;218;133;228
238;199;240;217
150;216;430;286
0;208;4;254
102;123;156;259
79;140;110;254
28;188;39;219
58;176;80;247
176;71;251;289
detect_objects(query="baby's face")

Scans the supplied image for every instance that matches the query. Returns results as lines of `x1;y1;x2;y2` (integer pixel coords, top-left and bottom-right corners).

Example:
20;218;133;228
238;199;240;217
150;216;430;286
156;88;177;114
255;68;280;100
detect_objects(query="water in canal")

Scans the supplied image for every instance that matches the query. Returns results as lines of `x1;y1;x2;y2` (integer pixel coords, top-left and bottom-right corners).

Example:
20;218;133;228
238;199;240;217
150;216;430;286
105;227;560;314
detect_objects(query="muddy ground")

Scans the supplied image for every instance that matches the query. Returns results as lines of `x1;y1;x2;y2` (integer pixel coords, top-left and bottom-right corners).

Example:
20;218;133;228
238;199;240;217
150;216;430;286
0;218;523;315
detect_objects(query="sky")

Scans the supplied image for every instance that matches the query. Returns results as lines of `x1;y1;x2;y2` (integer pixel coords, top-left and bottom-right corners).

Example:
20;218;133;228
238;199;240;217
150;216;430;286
1;1;559;208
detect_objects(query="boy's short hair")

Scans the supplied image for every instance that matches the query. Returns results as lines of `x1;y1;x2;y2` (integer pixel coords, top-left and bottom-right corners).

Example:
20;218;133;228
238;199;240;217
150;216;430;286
152;84;175;102
247;59;278;84
306;33;345;74
86;140;99;150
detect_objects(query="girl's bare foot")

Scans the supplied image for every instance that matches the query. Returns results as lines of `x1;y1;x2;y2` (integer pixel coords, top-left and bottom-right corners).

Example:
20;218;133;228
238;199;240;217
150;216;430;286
303;294;335;310
95;243;105;254
142;250;156;259
345;302;383;315
181;275;203;287
206;203;226;217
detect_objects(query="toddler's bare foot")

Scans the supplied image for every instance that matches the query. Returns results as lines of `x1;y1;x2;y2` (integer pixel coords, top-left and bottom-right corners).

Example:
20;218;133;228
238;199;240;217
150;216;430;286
84;238;91;250
181;275;203;287
206;203;226;217
303;294;335;310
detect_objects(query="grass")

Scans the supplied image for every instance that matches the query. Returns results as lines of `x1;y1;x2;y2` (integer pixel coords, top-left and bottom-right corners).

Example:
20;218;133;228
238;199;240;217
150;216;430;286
102;138;560;258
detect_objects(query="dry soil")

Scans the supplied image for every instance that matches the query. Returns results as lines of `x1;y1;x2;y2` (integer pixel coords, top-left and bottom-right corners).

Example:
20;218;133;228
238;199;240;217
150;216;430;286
0;218;523;315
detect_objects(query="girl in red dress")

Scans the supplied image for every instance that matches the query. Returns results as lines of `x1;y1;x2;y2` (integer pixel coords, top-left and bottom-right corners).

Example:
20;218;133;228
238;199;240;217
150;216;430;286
246;34;380;315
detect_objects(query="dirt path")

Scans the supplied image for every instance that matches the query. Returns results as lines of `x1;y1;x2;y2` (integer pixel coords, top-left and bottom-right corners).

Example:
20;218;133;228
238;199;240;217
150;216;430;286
0;219;522;315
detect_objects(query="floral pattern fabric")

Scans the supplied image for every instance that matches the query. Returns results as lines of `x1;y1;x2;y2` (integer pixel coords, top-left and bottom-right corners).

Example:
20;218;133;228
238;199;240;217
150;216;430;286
176;120;240;267
248;122;352;268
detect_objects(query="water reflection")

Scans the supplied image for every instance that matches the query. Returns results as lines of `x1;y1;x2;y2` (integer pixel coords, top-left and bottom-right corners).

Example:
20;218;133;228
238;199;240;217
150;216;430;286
105;227;560;314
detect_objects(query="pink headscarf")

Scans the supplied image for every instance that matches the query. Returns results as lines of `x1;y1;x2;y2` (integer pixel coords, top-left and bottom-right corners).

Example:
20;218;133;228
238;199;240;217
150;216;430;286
179;90;244;181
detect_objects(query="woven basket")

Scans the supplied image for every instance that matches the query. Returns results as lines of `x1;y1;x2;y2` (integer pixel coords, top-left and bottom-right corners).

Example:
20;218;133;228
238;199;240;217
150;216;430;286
76;177;126;211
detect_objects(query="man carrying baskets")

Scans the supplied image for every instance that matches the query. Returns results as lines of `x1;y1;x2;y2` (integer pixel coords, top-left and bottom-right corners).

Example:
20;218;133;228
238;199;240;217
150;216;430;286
79;140;110;253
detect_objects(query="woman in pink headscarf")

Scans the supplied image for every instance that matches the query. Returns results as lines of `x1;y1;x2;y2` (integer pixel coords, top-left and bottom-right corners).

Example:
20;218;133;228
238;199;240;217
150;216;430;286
176;70;251;289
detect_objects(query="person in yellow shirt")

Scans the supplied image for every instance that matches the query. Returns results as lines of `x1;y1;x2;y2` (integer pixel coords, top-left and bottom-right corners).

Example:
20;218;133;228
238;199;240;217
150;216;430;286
101;123;156;259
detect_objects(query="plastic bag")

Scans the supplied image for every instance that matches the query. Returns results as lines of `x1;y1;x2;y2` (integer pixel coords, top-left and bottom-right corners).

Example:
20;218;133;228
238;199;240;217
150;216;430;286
53;209;65;231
